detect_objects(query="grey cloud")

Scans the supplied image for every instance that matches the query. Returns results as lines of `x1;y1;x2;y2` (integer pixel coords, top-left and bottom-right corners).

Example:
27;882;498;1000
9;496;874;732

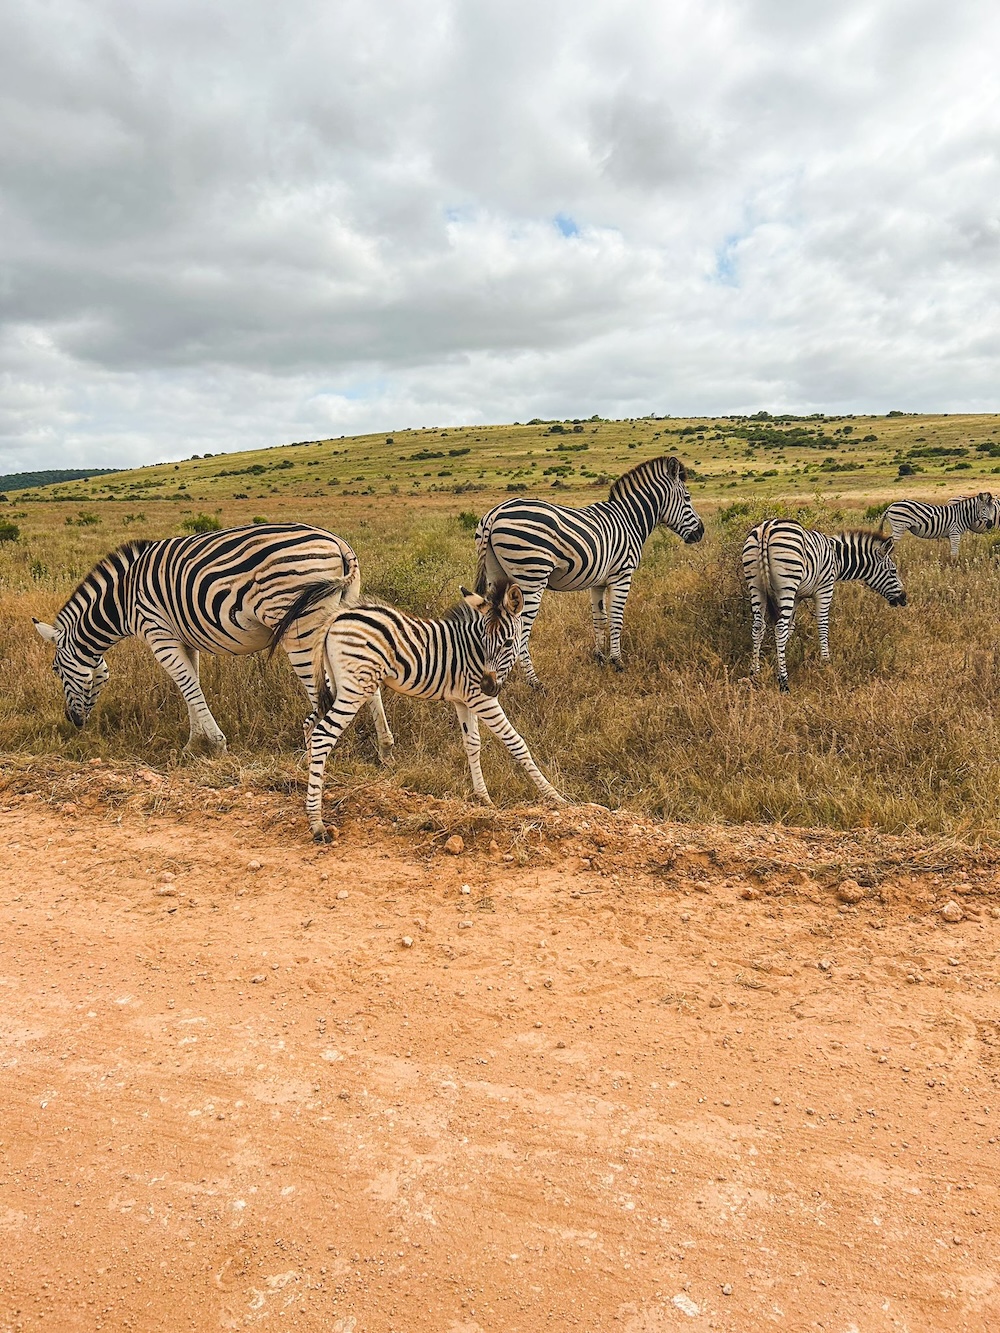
0;0;998;471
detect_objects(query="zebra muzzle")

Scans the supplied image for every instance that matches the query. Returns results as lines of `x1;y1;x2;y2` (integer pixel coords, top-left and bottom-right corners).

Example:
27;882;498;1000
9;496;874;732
480;672;501;697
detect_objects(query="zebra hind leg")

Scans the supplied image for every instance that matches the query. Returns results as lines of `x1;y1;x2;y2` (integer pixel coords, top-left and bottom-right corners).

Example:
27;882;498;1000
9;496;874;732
516;585;546;689
589;586;609;665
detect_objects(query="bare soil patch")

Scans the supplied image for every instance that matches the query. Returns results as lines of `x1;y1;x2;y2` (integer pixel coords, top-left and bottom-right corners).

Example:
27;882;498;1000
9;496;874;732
2;768;1000;1331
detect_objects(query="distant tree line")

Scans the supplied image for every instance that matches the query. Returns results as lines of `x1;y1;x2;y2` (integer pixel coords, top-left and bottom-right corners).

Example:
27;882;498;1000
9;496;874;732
0;468;120;495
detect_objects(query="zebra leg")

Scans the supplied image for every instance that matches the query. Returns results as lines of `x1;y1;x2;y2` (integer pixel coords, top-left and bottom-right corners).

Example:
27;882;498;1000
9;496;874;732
145;633;227;756
516;584;546;689
305;682;374;842
949;530;961;560
589;586;609;664
774;612;795;693
606;572;635;671
454;702;491;805
815;586;834;663
749;591;765;681
281;634;394;763
469;695;565;805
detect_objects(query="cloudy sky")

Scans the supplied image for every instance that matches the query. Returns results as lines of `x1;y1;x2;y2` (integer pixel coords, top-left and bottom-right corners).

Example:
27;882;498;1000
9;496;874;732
1;0;998;471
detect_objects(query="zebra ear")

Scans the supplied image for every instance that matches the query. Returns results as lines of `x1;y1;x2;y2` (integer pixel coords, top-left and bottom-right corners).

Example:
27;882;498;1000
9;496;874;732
33;618;60;644
665;456;687;482
460;587;488;613
503;584;524;616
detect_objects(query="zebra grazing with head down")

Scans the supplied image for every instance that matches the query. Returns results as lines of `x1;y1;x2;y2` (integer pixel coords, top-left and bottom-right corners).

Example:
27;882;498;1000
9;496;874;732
270;577;565;842
32;523;394;759
474;455;704;686
882;493;995;559
743;519;907;692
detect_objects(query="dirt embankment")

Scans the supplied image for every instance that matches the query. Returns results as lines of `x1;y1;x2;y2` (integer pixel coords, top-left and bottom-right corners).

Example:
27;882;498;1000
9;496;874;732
1;766;1000;1331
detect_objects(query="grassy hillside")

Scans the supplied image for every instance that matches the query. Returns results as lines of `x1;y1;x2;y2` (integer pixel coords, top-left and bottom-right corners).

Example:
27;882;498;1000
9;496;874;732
4;412;1000;837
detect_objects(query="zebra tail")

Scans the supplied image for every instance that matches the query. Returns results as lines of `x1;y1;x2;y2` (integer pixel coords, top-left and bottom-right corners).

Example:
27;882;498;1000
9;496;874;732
761;536;781;626
267;578;351;660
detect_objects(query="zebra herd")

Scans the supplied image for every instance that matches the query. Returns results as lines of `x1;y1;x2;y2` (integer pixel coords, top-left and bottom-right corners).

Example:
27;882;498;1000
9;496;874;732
31;458;995;840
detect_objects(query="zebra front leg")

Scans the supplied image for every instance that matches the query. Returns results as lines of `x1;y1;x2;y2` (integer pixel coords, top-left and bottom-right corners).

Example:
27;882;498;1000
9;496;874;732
470;695;565;805
145;633;227;756
606;572;634;671
305;683;374;842
589;586;609;664
454;702;491;805
949;530;961;560
815;586;834;663
516;584;546;689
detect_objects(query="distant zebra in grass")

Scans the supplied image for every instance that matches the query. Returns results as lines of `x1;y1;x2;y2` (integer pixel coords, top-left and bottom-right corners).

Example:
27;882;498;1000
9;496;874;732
882;493;995;558
743;519;907;692
32;523;394;758
474;455;704;686
271;578;565;842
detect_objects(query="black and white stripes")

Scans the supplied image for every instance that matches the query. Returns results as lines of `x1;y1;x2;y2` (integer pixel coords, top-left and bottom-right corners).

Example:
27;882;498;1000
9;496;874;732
882;493;995;558
743;519;907;691
272;579;565;841
474;455;704;684
33;523;393;757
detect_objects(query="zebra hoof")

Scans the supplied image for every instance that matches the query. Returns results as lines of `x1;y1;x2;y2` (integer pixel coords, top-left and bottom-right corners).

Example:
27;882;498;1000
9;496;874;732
593;651;607;667
312;827;333;845
377;743;396;767
778;680;790;694
609;657;624;673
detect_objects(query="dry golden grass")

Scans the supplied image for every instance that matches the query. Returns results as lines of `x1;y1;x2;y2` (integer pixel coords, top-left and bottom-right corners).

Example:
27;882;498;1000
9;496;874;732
4;476;1000;836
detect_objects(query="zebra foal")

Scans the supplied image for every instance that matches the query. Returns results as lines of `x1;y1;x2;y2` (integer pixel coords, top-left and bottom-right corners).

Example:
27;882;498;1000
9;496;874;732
882;493;995;558
32;523;393;758
271;578;565;842
743;519;907;692
474;455;704;686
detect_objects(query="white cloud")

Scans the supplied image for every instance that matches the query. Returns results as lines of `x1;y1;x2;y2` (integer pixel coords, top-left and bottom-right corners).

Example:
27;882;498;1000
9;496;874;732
1;0;998;470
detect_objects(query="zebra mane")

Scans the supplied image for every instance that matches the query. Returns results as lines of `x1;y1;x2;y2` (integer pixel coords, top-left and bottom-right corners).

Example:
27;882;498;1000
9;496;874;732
442;575;512;624
608;454;686;501
835;527;890;546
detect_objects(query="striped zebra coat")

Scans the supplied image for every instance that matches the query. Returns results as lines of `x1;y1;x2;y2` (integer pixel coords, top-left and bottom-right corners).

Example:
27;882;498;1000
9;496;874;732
32;523;393;758
271;579;564;842
882;493;995;558
474;455;704;685
743;519;907;692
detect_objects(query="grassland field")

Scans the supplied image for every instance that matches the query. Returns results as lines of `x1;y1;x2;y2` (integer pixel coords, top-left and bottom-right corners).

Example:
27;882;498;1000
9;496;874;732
3;410;1000;836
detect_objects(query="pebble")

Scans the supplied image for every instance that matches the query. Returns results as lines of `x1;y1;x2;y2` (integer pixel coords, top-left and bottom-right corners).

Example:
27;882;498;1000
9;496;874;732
250;973;267;984
709;995;722;1008
739;886;759;901
461;884;472;895
159;871;176;883
836;878;865;904
401;936;414;949
458;920;472;930
488;840;500;854
156;887;177;897
337;890;349;900
818;959;832;971
941;900;964;923
722;1284;733;1296
556;1040;566;1049
773;1097;782;1106
444;835;465;856
247;860;262;873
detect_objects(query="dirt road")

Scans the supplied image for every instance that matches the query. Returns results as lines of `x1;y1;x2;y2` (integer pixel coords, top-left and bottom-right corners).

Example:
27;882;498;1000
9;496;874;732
1;771;999;1331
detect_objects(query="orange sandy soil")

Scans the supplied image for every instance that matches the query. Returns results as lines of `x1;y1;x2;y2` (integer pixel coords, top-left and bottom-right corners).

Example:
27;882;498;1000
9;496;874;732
1;765;999;1332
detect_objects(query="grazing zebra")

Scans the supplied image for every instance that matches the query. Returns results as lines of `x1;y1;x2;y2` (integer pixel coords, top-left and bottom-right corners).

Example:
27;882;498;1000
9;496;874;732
882;493;995;558
474;455;704;685
32;523;394;758
271;578;565;842
743;519;907;692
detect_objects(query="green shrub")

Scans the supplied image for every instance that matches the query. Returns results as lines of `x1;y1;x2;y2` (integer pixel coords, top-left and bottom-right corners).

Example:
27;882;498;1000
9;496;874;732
182;513;222;534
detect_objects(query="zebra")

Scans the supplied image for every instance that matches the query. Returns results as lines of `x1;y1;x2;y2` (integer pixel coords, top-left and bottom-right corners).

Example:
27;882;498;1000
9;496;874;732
474;455;704;686
743;519;907;692
882;493;995;558
270;577;565;842
32;523;394;759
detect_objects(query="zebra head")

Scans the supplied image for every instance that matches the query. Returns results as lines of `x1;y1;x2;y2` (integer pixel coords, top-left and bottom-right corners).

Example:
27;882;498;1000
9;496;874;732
609;455;705;544
839;533;907;608
460;580;524;697
33;618;109;727
973;492;996;532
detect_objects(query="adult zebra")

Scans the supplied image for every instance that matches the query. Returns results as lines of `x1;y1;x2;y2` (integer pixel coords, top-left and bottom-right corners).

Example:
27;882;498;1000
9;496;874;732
270;577;565;841
474;455;704;686
743;519;907;692
32;523;394;758
882;493;995;558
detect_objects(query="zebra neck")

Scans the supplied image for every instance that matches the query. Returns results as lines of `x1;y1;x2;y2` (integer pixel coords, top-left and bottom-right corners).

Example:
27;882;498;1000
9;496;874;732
605;486;662;544
830;538;868;582
56;549;139;656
